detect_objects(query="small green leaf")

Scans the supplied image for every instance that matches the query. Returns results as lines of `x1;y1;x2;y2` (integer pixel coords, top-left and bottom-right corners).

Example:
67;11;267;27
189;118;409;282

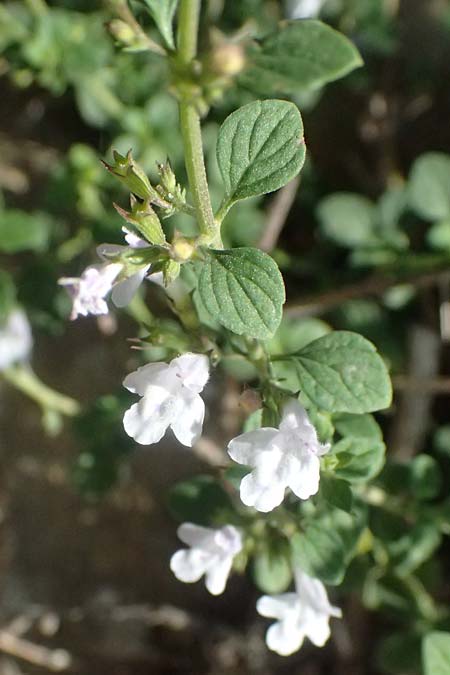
0;270;16;320
333;413;383;441
423;632;450;675
252;545;293;594
291;504;366;585
240;20;363;95
0;210;51;253
216;99;305;206
198;247;285;339
408;152;450;221
320;475;353;513
317;193;377;248
333;437;386;483
285;331;392;413
141;0;178;49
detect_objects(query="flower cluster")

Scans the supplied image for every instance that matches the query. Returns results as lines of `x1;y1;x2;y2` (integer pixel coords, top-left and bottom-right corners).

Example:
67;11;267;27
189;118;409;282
118;349;340;655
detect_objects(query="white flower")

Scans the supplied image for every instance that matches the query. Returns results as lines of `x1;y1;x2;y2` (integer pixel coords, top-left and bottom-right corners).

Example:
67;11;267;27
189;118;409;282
287;0;326;19
227;399;330;512
257;568;342;656
0;308;33;371
59;263;122;320
98;227;150;308
123;352;209;447
170;523;243;595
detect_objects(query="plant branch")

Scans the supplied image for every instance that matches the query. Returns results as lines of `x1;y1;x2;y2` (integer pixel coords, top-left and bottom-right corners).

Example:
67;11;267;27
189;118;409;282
285;269;450;318
2;366;80;417
176;0;218;245
258;176;300;252
112;0;166;56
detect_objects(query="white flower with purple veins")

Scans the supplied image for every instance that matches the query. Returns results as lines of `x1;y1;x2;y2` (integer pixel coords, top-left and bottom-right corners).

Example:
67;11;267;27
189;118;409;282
0;308;33;370
59;263;122;320
257;568;342;656
228;399;330;512
123;352;209;447
287;0;326;19
170;523;243;595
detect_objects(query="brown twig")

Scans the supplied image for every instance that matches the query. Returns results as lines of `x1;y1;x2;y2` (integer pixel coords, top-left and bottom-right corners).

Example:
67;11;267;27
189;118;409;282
285;269;450;318
258;176;300;252
0;631;72;672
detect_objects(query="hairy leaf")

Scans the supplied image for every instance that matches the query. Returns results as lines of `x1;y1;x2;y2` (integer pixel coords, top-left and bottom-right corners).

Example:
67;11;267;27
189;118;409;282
240;20;363;95
217;99;305;205
198;247;285;339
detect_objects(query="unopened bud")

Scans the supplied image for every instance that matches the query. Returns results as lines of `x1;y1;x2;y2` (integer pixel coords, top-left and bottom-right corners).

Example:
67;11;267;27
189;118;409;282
239;389;262;414
107;19;136;46
210;43;246;77
102;149;161;203
172;236;195;262
114;199;166;246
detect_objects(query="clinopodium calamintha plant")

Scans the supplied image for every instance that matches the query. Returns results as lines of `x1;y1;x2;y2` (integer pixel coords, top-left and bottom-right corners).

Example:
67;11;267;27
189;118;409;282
54;0;396;659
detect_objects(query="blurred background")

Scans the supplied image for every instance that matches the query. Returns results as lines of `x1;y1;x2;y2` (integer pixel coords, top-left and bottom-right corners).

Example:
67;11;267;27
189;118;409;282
1;0;450;673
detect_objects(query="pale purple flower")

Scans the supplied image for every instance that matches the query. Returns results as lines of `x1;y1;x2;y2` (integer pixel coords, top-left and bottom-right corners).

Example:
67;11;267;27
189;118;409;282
228;399;330;512
59;263;122;320
0;308;33;370
257;568;342;656
123;352;209;447
170;523;243;595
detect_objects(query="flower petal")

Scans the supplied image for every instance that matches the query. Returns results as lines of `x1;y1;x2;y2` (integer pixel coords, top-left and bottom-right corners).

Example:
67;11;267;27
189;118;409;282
287;453;321;500
280;399;317;442
111;268;148;308
240;471;286;512
170;549;209;583
304;613;331;647
123;395;171;445
177;523;215;548
256;594;298;620
123;363;172;395
171;353;210;394
266;620;305;656
205;555;233;595
227;428;279;466
170;392;205;447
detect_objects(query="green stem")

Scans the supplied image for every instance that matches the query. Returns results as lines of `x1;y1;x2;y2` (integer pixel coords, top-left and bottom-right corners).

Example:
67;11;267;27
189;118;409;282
176;0;220;246
2;365;80;417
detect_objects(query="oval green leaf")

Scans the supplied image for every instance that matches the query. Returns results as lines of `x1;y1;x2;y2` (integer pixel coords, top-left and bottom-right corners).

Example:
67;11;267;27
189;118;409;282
216;99;305;204
198;247;285;339
287;331;392;413
240;20;363;95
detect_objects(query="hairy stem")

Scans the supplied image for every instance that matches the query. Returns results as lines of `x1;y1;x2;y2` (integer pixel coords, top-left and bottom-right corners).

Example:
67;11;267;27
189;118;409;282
176;0;219;246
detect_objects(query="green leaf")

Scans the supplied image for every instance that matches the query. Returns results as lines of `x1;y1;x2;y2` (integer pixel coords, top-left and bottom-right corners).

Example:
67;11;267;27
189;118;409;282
268;316;331;355
317;193;377;248
291;504;366;585
423;632;450;675
141;0;178;49
0;270;16;320
408;153;450;221
0;210;51;253
409;455;442;501
198;247;285;339
168;475;233;526
333;437;386;483
216;99;305;206
252;545;293;594
240;20;363;95
320;475;353;513
285;331;392;413
333;413;383;441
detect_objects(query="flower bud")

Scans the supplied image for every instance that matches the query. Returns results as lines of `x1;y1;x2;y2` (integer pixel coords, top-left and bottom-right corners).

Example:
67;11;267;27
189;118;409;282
106;19;136;46
172;236;195;262
113;198;166;246
210;43;246;77
102;150;161;203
